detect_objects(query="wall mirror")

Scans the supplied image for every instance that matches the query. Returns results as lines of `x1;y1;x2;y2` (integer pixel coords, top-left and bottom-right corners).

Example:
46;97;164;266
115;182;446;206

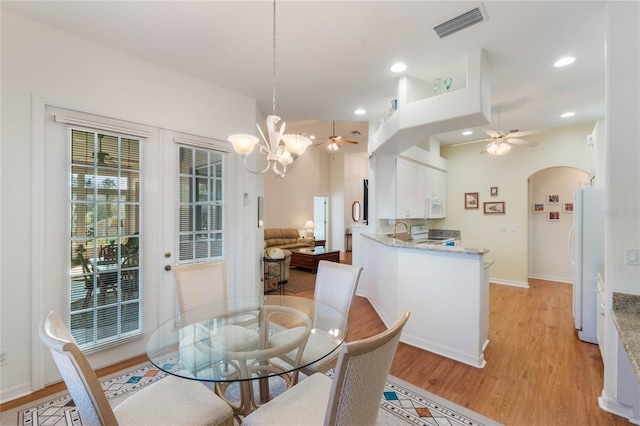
352;201;361;222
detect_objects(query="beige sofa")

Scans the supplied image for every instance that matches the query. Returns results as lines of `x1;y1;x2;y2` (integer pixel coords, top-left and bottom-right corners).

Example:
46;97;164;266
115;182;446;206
263;228;314;290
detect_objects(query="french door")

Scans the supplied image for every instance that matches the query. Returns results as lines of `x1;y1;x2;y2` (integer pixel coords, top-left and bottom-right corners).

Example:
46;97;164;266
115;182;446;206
38;106;229;386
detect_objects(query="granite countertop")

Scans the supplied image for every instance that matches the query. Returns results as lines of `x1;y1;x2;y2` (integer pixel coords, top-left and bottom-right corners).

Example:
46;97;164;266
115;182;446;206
362;233;489;256
612;292;640;380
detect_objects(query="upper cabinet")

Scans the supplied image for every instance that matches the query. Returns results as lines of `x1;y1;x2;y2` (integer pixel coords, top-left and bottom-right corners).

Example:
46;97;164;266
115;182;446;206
377;157;426;219
376;156;447;220
425;167;447;218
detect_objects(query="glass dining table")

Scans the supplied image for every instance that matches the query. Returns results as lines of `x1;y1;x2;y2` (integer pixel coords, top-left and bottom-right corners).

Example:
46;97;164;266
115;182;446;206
145;295;348;417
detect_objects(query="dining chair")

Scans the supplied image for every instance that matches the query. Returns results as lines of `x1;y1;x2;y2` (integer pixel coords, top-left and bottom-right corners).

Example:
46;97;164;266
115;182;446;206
173;261;259;374
79;253;95;308
269;260;362;379
120;253;139;300
243;310;410;426
39;311;234;426
173;261;229;314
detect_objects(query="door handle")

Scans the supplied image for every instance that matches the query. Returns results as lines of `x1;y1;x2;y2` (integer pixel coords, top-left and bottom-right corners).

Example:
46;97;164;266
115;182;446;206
164;265;172;271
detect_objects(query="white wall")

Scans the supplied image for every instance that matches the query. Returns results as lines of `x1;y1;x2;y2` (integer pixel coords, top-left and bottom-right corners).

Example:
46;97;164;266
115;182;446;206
528;167;590;282
601;1;640;417
440;122;594;286
263;144;331;235
344;153;368;231
263;150;368;251
1;10;261;400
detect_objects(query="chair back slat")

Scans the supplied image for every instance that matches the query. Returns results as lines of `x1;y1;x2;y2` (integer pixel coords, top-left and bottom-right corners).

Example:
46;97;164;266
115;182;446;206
325;310;410;426
314;261;362;319
173;261;227;314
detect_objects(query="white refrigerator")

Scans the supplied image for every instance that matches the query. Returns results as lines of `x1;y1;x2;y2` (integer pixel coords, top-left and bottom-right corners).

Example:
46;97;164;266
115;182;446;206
568;187;605;344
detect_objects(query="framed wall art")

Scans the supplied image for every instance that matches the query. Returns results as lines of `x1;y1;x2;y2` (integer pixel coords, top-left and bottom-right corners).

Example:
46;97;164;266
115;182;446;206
548;211;560;221
465;192;479;209
563;202;574;213
484;201;505;214
490;187;498;197
532;203;545;213
547;194;560;204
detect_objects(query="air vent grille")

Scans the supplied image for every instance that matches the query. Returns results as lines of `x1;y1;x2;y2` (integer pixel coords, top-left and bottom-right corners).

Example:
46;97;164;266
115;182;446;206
434;7;484;38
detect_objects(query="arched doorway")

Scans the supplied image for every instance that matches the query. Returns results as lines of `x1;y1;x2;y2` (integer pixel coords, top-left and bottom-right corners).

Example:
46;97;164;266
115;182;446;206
528;167;590;282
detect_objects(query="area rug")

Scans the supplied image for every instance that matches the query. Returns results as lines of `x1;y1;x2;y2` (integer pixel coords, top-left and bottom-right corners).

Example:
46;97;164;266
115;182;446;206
283;267;316;293
9;361;500;426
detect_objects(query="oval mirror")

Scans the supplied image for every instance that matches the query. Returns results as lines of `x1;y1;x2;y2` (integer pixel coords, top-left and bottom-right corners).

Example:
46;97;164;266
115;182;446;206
352;201;361;222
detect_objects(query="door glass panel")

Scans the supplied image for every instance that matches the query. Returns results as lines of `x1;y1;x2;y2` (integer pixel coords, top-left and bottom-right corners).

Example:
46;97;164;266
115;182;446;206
69;129;142;349
178;146;225;263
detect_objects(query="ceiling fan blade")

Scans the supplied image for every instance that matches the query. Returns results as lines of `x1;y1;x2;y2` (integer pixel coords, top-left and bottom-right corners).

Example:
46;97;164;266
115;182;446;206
484;130;501;138
335;137;358;144
451;138;492;147
509;128;548;138
507;138;538;147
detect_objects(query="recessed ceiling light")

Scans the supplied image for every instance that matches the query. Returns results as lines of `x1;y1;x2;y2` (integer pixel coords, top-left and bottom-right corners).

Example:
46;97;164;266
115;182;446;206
390;62;407;73
554;56;576;67
354;109;366;115
561;111;575;118
462;130;473;136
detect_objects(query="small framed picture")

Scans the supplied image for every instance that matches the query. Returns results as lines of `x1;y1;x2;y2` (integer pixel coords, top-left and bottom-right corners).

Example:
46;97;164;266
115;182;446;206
532;203;545;213
547;194;560;204
490;187;498;197
548;211;560;221
484;201;505;214
465;192;479;209
563;202;574;213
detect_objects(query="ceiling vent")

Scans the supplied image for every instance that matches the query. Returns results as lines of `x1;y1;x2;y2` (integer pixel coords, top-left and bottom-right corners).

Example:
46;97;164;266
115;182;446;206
434;6;485;38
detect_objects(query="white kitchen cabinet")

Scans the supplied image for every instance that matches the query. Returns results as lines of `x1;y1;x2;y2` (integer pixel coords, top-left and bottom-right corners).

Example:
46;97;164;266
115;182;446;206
377;156;426;219
425;166;447;218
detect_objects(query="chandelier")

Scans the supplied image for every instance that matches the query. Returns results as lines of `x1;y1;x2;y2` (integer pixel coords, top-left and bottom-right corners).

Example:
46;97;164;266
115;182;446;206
228;0;311;178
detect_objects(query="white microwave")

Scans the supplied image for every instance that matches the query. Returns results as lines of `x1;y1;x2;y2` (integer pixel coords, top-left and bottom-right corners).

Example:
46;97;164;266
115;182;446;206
427;197;445;219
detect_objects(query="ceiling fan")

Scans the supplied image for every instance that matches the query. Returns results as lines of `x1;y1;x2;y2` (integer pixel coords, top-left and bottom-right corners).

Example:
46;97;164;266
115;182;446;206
451;112;540;155
313;121;359;150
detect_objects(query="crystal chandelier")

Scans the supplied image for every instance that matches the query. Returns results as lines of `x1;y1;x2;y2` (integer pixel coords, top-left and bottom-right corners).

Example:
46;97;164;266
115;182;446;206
228;0;311;178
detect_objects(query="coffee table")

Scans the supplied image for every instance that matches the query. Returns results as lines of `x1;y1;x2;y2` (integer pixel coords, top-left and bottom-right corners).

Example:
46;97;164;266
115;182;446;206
290;247;340;274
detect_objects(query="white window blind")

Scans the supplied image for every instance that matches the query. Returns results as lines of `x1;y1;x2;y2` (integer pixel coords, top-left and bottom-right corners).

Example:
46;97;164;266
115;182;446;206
177;145;225;263
69;128;143;349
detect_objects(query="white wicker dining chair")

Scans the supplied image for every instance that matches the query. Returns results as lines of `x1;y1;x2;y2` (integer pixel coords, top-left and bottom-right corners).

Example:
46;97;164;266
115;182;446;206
269;260;362;378
243;310;410;426
39;311;234;426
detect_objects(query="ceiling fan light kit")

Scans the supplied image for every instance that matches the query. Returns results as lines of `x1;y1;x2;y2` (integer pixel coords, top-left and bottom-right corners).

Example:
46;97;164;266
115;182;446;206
485;141;511;155
228;0;311;178
314;120;359;150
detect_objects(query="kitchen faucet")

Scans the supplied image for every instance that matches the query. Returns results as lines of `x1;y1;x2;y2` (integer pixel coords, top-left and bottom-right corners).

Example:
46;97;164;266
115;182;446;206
393;220;409;238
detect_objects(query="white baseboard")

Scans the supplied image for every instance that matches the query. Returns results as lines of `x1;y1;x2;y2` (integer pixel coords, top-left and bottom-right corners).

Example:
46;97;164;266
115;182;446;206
528;274;572;284
401;333;486;369
599;390;638;424
489;278;529;288
0;382;34;405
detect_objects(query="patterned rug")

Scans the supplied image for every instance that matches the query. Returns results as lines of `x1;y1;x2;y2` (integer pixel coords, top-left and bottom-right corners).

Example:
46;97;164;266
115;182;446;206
12;362;500;426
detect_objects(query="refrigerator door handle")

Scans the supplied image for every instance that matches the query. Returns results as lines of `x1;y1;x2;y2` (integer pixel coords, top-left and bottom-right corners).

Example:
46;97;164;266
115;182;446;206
568;228;576;261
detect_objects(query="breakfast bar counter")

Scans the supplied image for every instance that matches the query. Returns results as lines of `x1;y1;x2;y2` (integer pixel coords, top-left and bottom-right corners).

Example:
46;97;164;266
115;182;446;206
355;233;491;368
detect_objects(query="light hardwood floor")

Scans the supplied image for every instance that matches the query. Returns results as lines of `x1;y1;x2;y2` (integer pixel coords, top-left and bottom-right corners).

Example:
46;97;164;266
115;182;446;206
3;256;630;425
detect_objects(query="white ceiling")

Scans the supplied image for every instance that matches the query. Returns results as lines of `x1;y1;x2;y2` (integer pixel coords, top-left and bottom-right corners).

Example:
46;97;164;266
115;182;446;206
2;1;607;154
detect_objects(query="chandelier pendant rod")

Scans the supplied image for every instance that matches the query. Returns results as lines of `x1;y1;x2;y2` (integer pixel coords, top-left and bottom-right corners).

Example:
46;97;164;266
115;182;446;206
272;0;277;116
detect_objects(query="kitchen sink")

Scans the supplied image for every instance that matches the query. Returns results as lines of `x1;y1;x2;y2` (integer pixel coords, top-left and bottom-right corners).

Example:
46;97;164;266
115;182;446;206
386;232;412;241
